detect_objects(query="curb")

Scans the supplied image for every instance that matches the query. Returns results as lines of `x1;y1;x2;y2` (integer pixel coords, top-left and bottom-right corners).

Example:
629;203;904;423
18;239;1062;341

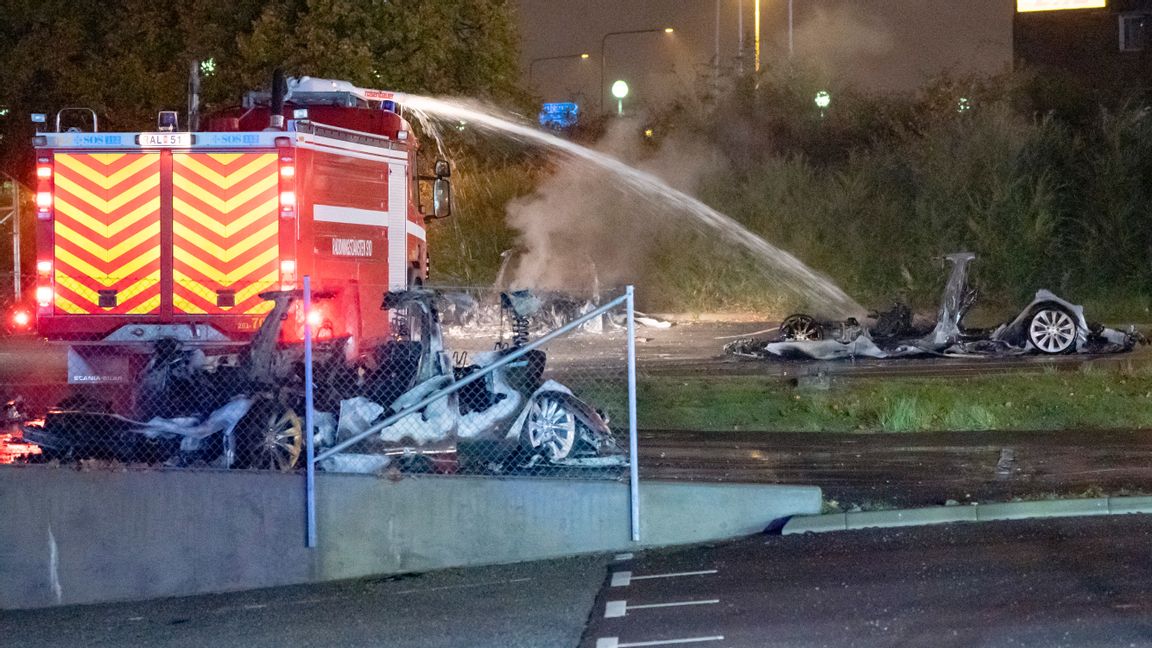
782;496;1152;535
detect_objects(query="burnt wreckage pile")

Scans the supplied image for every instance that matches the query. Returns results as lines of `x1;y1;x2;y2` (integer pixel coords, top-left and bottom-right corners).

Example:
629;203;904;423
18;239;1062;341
726;253;1144;361
22;289;623;473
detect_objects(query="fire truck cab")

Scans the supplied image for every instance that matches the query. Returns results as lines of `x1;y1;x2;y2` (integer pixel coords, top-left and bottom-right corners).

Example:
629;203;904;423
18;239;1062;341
31;77;450;384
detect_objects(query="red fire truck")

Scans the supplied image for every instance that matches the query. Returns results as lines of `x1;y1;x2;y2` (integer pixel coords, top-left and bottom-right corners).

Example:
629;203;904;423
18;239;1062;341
30;77;451;383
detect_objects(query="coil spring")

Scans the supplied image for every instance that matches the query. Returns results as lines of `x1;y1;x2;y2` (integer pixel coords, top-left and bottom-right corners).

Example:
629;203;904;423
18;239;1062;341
511;314;530;348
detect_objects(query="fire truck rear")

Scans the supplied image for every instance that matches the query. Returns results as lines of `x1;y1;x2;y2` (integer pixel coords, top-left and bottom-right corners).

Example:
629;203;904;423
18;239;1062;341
30;77;451;384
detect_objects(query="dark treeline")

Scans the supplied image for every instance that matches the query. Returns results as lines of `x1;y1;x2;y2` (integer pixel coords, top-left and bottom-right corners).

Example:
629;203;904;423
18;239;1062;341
0;0;525;182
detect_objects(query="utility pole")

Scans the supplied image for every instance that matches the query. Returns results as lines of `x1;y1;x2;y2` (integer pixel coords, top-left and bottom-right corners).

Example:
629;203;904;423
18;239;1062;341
737;0;744;73
788;0;794;57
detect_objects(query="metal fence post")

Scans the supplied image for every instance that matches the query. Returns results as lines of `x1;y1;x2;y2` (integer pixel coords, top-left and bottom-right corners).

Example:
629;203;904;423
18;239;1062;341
304;275;317;548
626;285;640;542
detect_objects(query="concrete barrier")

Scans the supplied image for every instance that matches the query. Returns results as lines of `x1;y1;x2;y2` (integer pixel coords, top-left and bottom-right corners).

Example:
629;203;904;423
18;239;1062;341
0;466;820;609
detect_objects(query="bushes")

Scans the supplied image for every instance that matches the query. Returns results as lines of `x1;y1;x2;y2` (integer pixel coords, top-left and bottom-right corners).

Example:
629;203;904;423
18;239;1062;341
432;66;1152;318
692;72;1152;319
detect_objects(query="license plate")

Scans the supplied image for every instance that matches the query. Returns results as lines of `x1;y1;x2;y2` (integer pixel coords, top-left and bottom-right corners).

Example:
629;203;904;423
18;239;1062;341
137;132;193;147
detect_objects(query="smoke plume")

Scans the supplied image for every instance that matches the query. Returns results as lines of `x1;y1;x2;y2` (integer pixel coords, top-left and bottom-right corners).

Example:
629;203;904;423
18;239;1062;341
502;120;721;294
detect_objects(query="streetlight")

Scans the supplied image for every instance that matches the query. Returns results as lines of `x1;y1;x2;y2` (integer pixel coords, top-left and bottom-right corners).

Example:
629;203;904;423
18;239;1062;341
611;80;630;115
814;90;830;118
528;52;590;86
599;27;675;114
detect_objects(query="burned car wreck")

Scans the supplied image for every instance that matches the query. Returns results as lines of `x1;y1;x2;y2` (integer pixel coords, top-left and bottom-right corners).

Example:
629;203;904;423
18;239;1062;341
317;289;623;473
726;252;1144;361
22;288;623;473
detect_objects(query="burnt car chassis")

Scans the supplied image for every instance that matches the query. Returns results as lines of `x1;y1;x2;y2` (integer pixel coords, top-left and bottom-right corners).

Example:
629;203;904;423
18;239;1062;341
726;252;1144;361
22;289;622;473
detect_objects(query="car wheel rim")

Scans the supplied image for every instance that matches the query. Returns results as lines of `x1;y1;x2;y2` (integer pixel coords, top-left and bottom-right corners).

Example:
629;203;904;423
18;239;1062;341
260;409;303;471
784;316;821;341
1029;309;1075;353
527;398;576;461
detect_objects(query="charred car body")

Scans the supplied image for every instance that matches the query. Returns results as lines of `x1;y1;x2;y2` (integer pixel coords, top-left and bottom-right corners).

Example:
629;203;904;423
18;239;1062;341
22;289;622;473
726;253;1144;361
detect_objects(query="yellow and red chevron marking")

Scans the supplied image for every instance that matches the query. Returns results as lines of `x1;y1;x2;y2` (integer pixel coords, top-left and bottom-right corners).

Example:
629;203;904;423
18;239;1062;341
51;153;162;315
172;153;280;315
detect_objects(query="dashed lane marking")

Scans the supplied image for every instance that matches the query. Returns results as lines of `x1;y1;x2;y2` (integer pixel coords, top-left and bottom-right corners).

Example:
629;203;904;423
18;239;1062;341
596;636;725;647
615;553;635;561
605;599;720;618
612;570;718;587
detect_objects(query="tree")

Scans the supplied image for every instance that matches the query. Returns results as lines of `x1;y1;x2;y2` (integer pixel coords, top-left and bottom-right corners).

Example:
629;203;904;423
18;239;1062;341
238;0;524;102
0;0;525;180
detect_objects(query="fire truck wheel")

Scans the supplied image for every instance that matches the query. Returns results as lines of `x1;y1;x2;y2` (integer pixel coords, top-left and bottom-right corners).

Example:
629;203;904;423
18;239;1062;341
241;404;304;471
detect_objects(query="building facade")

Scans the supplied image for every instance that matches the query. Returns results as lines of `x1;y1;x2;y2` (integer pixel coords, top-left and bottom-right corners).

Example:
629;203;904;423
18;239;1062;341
1014;0;1152;98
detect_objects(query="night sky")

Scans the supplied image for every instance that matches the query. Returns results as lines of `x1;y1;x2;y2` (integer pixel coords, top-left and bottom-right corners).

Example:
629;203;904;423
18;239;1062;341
516;0;1015;111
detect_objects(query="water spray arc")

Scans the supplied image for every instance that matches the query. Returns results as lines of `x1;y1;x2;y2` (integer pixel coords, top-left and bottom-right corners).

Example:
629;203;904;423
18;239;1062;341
393;93;863;316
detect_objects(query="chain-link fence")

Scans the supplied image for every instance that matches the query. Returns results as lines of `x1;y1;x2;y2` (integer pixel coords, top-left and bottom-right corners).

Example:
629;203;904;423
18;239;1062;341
4;280;309;470
307;282;634;481
0;280;637;480
0;278;640;541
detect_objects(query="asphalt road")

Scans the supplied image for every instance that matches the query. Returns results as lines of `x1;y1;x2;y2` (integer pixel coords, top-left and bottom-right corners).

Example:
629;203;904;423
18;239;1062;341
1;554;610;648
11;516;1152;647
581;515;1152;648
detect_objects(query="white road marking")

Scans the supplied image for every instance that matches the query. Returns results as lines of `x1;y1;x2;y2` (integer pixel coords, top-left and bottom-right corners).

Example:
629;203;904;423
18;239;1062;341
605;598;720;617
614;553;635;561
597;636;725;648
612;570;717;587
628;599;720;611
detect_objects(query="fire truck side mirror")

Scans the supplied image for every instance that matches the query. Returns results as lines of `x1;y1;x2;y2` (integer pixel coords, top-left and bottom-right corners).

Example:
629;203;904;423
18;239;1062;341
432;178;452;219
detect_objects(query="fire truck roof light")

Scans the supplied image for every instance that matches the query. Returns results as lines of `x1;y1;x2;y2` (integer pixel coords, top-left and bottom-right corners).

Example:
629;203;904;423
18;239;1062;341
306;309;323;328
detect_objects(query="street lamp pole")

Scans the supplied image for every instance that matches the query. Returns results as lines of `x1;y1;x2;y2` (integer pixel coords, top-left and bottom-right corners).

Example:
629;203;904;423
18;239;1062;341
788;0;794;57
754;0;761;73
528;53;590;86
599;27;674;114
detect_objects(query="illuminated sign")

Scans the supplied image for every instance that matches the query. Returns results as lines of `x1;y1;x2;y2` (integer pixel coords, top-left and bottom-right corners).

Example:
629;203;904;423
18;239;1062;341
1017;0;1106;12
539;102;580;129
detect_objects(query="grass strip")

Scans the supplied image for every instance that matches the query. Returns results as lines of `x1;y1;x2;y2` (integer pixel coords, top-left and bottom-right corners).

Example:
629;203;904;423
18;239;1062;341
575;366;1152;433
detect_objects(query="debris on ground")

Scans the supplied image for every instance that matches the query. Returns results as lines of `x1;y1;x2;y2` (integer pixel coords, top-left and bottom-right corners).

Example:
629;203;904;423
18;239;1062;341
726;253;1145;361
